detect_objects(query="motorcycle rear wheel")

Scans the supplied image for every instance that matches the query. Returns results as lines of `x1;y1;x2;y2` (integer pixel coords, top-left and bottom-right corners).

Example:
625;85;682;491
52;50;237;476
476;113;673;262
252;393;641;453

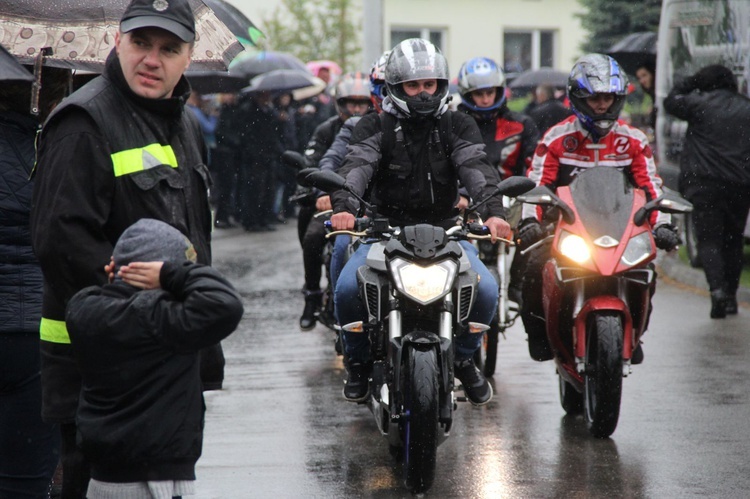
584;312;623;438
402;347;439;493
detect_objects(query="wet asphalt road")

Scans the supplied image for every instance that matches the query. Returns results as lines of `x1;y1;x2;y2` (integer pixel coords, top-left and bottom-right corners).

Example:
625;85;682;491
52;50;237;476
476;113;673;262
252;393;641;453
193;223;750;498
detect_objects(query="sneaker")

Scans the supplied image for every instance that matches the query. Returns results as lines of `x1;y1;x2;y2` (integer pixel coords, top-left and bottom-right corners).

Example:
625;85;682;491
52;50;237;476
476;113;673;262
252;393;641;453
454;358;493;406
343;362;371;402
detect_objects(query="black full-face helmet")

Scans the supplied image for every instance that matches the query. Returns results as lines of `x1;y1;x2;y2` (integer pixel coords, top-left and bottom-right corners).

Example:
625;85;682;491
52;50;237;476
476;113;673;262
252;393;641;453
385;38;450;118
567;53;629;137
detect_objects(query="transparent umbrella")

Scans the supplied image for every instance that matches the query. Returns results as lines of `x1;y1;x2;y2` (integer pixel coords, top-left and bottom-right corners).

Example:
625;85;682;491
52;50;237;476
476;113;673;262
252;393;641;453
0;0;244;71
242;69;325;96
229;50;308;79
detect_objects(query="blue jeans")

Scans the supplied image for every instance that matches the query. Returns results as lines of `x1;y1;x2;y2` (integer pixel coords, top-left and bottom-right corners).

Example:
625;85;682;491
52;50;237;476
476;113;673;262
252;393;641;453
329;234;351;294
334;241;498;363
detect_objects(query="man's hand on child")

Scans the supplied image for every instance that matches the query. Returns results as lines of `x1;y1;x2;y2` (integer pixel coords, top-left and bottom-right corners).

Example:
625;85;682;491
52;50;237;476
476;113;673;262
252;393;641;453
118;262;164;289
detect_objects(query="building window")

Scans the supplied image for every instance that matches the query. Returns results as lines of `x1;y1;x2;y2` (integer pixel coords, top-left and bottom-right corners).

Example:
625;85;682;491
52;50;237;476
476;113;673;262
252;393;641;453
390;28;445;52
503;30;555;75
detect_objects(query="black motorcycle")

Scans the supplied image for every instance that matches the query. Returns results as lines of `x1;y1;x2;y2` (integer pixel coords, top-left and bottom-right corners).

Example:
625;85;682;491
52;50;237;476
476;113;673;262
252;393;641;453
305;169;533;493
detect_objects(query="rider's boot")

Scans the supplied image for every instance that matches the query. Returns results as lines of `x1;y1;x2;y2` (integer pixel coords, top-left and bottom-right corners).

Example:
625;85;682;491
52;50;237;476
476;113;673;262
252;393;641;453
710;288;727;319
454;357;493;406
299;289;322;331
343;361;371;402
725;290;738;314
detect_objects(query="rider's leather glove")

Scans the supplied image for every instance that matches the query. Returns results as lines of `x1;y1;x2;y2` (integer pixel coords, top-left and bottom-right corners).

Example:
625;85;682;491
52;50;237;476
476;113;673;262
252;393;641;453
653;223;680;251
516;218;545;251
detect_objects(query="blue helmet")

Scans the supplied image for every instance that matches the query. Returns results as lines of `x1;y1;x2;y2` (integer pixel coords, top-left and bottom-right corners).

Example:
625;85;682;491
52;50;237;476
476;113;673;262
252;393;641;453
567;53;629;138
457;57;506;120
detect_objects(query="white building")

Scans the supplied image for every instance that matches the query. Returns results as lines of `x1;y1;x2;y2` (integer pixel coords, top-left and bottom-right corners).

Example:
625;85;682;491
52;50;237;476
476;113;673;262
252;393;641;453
230;0;587;76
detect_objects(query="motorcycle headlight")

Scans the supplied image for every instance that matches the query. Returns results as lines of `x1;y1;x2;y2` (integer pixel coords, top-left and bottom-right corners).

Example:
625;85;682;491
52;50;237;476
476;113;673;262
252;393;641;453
390;258;457;305
620;232;652;266
558;231;591;263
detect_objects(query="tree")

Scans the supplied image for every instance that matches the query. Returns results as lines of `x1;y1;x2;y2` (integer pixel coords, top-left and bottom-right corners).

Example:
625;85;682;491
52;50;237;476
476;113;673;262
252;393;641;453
577;0;661;54
260;0;360;71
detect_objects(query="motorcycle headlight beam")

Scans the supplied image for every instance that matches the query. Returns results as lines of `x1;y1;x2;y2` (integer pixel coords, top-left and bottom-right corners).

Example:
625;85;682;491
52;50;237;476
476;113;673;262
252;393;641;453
621;232;652;266
390;258;457;305
558;231;591;264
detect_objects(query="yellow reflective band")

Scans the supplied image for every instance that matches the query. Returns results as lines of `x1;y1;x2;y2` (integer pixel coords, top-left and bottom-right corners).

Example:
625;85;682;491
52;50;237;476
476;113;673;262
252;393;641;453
111;143;178;177
40;317;71;344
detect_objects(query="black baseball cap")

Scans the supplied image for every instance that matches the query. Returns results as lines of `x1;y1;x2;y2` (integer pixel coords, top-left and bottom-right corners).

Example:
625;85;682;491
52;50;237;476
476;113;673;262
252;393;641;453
120;0;196;43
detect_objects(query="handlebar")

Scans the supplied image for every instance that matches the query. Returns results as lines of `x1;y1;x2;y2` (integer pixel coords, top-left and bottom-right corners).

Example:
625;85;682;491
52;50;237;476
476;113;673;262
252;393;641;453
324;217;512;243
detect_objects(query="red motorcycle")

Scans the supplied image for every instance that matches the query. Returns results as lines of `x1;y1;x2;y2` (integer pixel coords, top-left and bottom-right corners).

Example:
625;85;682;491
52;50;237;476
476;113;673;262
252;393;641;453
519;166;692;437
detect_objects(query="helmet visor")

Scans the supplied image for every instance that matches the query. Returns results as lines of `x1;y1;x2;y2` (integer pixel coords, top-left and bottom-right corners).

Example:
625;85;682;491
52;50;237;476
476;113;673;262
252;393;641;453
387;39;450;85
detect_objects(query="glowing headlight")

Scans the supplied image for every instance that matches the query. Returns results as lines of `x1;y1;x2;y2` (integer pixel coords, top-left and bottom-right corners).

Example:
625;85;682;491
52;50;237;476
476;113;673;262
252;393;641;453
621;232;652;266
390;258;457;305
558;231;591;263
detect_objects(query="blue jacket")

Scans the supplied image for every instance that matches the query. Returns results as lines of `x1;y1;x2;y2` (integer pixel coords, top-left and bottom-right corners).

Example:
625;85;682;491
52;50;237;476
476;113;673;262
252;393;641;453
0;111;42;335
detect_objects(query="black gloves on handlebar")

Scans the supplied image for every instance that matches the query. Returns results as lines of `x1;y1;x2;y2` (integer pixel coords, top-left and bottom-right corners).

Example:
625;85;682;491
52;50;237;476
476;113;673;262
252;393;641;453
653;223;681;251
516;218;545;251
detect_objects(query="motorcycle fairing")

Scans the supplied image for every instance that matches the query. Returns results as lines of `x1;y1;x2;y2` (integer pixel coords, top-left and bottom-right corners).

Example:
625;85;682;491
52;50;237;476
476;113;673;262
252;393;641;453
554;169;654;276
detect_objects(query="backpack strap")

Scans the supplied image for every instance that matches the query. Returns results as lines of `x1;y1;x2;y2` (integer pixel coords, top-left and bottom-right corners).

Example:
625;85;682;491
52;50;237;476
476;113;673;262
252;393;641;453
379;111;398;168
437;110;453;158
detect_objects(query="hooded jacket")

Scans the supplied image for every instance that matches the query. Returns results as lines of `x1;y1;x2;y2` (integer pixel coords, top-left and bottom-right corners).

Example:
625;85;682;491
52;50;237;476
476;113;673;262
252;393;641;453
66;261;243;482
663;75;750;191
30;50;211;422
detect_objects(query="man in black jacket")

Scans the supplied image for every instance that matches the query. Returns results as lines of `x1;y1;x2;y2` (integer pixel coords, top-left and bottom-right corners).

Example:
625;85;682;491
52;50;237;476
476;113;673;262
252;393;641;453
664;64;750;318
66;219;243;497
330;39;510;406
30;0;217;495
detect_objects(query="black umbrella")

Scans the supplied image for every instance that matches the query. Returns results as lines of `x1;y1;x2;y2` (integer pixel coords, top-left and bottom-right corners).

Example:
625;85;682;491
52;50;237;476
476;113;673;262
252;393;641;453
241;69;324;95
508;67;568;92
0;43;33;82
607;32;657;76
186;70;248;94
0;0;244;71
229;51;308;79
203;0;263;48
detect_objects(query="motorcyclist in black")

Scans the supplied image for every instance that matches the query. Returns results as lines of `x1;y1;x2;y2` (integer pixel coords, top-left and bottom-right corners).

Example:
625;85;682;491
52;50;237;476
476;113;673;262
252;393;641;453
330;39;511;405
298;73;373;330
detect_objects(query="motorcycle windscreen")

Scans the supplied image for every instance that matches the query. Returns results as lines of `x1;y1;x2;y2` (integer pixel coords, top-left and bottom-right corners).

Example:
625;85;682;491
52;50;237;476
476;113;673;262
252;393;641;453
568;167;633;240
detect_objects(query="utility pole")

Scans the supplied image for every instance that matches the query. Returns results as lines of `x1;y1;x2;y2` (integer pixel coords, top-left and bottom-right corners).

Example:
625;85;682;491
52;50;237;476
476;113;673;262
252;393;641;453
362;0;383;70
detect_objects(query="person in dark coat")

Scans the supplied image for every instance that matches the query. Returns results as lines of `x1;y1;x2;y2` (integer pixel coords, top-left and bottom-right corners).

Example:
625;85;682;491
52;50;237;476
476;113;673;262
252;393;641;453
66;219;243;498
0;65;68;499
663;64;750;318
237;90;284;231
527;83;574;136
29;0;219;495
212;93;243;228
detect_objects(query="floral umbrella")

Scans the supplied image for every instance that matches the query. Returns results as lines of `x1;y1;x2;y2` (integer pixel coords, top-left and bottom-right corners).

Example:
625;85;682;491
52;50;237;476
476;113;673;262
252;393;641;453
0;0;244;71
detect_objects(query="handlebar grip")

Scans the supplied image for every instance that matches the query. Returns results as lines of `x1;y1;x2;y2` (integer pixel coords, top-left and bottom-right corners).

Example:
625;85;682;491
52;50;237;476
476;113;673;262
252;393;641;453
468;222;490;235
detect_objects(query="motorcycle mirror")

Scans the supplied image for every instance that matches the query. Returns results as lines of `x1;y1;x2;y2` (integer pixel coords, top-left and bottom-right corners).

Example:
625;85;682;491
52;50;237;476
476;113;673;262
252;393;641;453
282;150;308;170
516;186;576;224
295;168;319;187
633;194;694;226
466;176;536;213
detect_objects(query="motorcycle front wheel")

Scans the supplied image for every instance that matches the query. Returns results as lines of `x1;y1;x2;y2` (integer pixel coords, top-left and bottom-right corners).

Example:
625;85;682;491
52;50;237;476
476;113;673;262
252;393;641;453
402;346;439;493
584;312;623;438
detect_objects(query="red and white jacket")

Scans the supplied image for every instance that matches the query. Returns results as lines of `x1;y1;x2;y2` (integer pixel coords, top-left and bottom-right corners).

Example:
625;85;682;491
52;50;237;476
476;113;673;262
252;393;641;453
522;115;669;226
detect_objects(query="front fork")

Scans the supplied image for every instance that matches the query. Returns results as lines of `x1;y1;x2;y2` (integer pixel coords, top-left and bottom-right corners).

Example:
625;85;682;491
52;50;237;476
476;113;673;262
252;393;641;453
570;279;634;377
387;295;455;428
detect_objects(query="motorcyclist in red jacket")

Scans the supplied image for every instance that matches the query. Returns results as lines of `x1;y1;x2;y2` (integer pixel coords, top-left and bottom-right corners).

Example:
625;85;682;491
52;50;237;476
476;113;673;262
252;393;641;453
517;53;679;361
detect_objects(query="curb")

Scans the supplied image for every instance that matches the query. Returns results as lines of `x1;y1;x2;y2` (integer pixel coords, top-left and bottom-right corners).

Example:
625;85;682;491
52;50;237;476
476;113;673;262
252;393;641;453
656;251;750;305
